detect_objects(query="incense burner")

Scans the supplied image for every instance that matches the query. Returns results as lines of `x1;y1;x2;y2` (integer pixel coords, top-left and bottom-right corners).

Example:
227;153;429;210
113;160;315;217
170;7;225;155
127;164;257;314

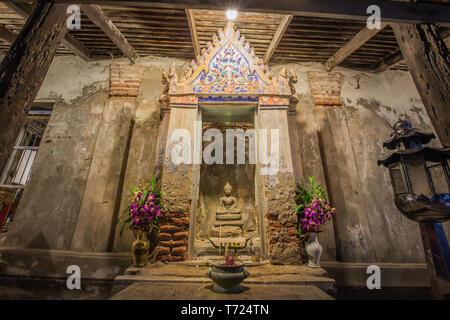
206;263;250;293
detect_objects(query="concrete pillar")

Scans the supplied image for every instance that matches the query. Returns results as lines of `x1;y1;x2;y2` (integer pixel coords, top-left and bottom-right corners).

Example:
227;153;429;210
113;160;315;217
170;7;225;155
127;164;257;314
257;102;300;265
157;101;198;262
70;99;134;252
71;63;146;252
290;92;337;261
308;71;377;262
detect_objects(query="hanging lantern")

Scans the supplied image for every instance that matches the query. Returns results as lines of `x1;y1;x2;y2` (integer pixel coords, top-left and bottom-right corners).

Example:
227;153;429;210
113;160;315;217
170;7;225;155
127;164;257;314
378;120;450;222
378;120;450;299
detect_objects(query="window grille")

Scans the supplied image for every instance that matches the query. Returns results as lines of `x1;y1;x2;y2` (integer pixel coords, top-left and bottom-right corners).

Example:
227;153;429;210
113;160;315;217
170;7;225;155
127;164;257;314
0;108;51;232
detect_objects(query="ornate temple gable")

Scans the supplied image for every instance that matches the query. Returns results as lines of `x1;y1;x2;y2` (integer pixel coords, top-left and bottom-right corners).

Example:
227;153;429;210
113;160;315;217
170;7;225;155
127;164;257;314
167;22;291;97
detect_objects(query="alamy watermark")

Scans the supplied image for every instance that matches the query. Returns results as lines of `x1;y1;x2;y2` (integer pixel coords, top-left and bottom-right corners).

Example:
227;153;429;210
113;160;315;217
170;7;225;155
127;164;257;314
67;5;81;30
366;265;381;289
367;5;382;29
66;265;81;290
170;121;279;175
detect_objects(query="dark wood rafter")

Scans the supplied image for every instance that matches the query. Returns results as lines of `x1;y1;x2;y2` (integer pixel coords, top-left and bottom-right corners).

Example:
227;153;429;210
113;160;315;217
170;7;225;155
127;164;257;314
80;4;138;63
326;22;389;71
373;50;403;73
0;24;16;43
0;2;68;172
264;15;292;64
3;1;92;61
185;8;199;57
391;23;450;147
18;0;450;26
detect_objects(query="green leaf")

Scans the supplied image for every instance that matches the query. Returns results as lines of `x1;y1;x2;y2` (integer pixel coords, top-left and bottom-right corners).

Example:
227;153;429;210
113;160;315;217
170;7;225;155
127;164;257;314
140;190;148;206
119;222;126;237
115;206;131;226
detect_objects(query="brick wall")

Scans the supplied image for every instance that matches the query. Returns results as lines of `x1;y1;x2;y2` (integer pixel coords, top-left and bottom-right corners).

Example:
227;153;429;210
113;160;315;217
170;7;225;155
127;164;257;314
156;211;189;262
109;63;146;98
307;71;343;106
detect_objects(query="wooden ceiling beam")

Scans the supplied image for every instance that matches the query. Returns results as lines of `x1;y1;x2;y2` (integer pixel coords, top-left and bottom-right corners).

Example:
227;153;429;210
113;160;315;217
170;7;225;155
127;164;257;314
0;24;17;43
326;22;388;71
185;8;199;57
264;15;292;64
80;4;138;63
3;1;92;61
374;27;450;73
13;0;450;26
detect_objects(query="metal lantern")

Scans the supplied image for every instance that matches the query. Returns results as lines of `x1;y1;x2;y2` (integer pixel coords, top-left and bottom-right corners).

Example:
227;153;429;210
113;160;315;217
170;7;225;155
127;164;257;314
378;120;450;222
378;120;450;299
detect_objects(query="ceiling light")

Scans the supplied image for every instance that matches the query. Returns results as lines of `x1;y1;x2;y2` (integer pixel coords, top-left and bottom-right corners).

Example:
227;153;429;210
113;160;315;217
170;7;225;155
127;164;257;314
226;9;237;20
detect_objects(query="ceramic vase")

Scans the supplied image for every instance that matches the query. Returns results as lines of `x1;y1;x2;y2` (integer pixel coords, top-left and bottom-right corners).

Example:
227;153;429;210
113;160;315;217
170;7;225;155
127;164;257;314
306;232;322;268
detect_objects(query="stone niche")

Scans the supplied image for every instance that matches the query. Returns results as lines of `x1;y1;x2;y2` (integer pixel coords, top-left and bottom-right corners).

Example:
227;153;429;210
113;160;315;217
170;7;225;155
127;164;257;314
194;121;260;259
158;21;299;264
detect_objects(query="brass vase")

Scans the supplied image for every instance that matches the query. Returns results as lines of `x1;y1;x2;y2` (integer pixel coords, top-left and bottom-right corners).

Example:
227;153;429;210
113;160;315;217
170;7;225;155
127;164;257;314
132;230;150;268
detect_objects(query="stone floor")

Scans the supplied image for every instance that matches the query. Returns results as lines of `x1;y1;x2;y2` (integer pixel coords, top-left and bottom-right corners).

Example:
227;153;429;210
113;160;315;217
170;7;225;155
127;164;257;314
111;282;334;300
111;261;336;300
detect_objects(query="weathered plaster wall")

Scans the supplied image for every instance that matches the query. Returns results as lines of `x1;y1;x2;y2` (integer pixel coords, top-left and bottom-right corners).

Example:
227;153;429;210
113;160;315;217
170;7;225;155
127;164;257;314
1;91;107;249
0;53;448;268
0;55;187;253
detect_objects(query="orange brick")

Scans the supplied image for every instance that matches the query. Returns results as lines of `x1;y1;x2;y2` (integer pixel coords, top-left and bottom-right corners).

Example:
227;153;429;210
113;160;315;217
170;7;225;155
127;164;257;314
160;225;183;233
171;246;187;256
158;233;172;241
159;240;185;248
155;246;170;256
173;231;189;240
170;217;189;226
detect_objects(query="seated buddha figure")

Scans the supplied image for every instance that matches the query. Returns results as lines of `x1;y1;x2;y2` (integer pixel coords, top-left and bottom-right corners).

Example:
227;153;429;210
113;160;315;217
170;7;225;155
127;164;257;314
216;182;241;221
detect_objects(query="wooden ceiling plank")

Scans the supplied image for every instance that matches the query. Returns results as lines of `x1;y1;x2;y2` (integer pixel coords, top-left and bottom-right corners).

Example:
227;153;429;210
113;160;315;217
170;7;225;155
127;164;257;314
80;4;138;63
3;1;92;61
326;22;389;71
373;50;403;73
264;15;292;64
185;8;199;57
0;24;16;43
29;0;450;26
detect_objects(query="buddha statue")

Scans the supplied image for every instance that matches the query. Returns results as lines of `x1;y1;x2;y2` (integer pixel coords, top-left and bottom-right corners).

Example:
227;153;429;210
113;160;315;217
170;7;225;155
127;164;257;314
210;182;243;238
216;182;241;221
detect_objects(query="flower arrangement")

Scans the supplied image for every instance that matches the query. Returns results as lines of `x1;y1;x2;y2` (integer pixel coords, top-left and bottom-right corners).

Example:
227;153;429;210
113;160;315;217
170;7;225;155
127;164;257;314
295;177;336;235
116;177;163;237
